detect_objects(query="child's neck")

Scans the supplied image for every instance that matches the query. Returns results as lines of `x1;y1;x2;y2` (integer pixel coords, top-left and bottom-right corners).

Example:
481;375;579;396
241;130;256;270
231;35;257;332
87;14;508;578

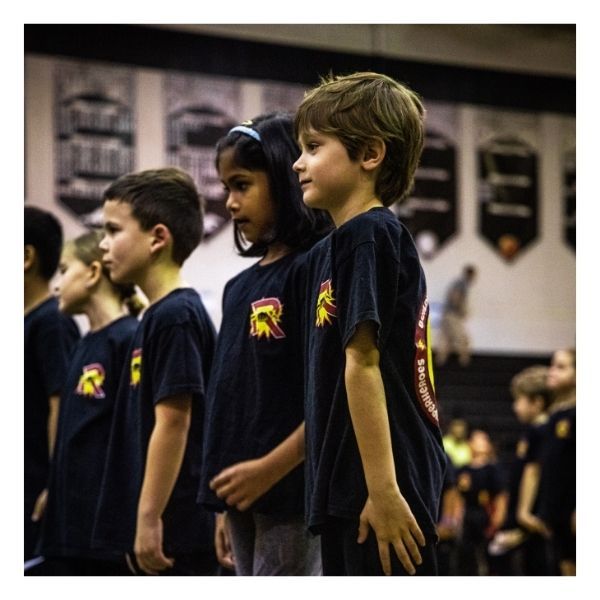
84;293;126;332
137;264;185;305
24;278;52;315
260;243;291;266
329;194;383;228
550;388;576;412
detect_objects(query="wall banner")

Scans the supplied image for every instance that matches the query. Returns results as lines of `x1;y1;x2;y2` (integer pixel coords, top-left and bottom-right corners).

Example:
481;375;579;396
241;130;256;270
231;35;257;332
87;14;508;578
476;108;540;262
562;119;576;252
164;73;242;240
54;60;135;227
394;102;458;260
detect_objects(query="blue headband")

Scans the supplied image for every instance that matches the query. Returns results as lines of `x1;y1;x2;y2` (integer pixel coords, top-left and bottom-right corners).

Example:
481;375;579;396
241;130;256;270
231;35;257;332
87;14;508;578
228;125;261;143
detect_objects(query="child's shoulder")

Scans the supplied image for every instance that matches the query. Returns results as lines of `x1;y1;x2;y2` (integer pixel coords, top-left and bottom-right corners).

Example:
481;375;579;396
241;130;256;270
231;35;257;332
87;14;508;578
336;207;403;244
145;287;207;325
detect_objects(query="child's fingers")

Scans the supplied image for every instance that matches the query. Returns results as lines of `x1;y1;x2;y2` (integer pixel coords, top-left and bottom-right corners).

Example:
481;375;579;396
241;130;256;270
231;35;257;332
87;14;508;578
402;532;423;568
357;515;370;543
209;470;232;490
409;520;426;547
392;539;416;575
377;542;392;576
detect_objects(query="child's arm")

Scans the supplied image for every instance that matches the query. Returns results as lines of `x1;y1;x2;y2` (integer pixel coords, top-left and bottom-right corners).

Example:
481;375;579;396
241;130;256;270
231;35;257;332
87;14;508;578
214;512;235;570
516;462;552;537
135;394;192;575
345;321;426;576
31;392;61;522
210;423;305;511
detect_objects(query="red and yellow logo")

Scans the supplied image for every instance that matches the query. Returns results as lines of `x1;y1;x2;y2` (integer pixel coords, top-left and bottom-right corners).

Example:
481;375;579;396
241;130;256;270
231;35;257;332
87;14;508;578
76;363;106;399
316;279;337;327
130;348;142;387
250;297;286;340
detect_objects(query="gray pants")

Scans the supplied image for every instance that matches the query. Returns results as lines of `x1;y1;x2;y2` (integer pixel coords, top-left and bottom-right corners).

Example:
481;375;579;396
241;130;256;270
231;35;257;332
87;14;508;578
226;510;322;576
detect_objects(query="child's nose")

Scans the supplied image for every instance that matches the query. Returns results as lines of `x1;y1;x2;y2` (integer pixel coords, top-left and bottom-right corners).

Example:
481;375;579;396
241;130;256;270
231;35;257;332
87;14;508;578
292;156;303;172
225;192;238;213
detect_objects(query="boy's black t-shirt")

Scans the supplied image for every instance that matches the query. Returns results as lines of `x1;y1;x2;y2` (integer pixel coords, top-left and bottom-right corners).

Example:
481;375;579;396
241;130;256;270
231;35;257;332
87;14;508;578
199;252;305;515
92;288;216;556
503;419;548;529
456;462;505;538
302;207;446;539
24;297;80;506
40;316;138;560
536;406;576;527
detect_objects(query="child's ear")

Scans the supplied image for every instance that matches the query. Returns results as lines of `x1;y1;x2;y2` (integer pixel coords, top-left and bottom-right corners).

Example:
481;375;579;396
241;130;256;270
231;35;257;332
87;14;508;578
361;138;386;172
149;224;171;255
24;245;36;272
87;260;103;288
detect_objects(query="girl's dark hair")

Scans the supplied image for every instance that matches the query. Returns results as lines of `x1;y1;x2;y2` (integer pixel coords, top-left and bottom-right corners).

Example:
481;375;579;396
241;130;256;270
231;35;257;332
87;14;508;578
216;112;332;257
69;230;145;317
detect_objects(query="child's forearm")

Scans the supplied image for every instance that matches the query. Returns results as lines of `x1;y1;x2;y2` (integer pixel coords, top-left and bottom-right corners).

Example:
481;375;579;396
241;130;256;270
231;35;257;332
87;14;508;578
47;394;60;457
345;330;398;496
517;462;541;523
261;422;305;484
137;395;191;521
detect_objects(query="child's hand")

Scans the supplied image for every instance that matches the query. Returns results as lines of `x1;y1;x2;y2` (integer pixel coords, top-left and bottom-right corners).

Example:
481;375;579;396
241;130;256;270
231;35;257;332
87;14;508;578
518;511;552;539
209;458;276;511
357;489;426;575
134;515;174;575
215;512;235;570
31;488;48;522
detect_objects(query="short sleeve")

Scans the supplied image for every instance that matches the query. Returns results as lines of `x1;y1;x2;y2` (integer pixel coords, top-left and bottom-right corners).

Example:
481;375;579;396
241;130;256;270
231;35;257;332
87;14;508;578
147;323;207;404
37;316;79;396
334;240;400;350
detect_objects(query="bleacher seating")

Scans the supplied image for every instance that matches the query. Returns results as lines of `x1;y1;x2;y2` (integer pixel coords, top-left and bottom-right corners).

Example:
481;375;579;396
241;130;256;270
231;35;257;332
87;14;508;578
434;353;551;462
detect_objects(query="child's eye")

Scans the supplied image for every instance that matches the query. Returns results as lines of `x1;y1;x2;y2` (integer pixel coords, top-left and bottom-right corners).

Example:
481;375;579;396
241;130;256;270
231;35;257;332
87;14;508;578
306;143;319;152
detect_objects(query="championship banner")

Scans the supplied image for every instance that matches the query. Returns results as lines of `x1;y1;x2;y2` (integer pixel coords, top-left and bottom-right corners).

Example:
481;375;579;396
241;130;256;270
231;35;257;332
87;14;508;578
561;119;576;252
54;60;135;227
164;73;242;240
476;108;540;262
394;102;458;260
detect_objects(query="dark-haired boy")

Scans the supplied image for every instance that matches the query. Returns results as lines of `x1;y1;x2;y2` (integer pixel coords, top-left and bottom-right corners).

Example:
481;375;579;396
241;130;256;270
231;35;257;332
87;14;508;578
24;206;80;566
293;72;446;576
91;168;217;575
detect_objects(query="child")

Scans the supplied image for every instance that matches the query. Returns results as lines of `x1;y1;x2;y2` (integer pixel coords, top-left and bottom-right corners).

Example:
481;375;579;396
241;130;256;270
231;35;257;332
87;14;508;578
442;417;472;468
488;365;552;575
36;230;141;575
293;72;447;576
198;113;331;575
530;349;576;575
455;430;507;576
24;206;80;566
91;168;218;576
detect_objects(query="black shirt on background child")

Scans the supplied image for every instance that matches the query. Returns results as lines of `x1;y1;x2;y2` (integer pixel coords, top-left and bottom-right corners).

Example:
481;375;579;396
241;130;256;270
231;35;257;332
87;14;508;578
536;405;576;564
302;207;446;573
40;315;138;563
24;297;80;561
92;289;216;570
199;252;305;515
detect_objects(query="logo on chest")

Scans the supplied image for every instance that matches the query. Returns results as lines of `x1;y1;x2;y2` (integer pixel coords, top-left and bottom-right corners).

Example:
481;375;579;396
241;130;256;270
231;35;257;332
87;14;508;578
130;348;142;387
250;297;286;340
315;279;337;327
76;363;106;399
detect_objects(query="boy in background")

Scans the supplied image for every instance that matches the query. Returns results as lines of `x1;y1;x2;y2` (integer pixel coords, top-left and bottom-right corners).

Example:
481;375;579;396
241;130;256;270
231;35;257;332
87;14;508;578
92;168;217;575
293;72;446;576
24;206;80;566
